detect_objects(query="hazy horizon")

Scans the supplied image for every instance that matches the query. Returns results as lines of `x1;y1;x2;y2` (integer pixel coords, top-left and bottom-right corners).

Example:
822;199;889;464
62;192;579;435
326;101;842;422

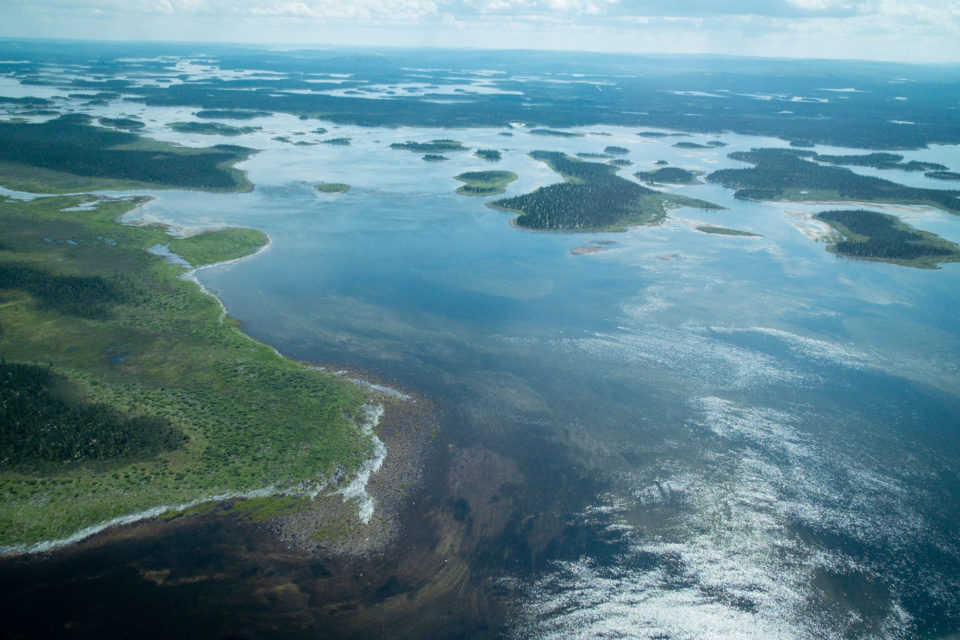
3;0;959;64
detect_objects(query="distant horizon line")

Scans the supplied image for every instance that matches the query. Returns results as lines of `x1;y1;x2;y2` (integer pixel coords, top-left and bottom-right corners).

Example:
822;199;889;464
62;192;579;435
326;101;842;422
1;35;958;68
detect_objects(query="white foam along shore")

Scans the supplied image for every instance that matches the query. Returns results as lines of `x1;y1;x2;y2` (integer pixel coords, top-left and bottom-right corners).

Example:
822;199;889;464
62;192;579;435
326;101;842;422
335;404;388;524
0;402;386;557
1;199;398;556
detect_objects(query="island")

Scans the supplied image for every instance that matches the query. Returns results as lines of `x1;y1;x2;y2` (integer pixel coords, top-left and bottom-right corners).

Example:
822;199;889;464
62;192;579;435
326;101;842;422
454;170;518;196
489;151;722;232
195;109;269;120
707;148;960;214
390;139;467;153
696;225;761;237
635;167;701;184
316;182;350;193
528;129;583;138
604;146;629;155
814;209;960;268
0;114;255;193
674;140;726;149
423;154;448;161
813;152;946;172
321;137;351;146
169;121;259;136
926;171;960;181
98;117;145;131
0;193;375;548
474;149;501;161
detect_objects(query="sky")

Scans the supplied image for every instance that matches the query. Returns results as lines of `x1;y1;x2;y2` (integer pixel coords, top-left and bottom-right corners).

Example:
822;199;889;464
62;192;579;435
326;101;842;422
3;0;960;63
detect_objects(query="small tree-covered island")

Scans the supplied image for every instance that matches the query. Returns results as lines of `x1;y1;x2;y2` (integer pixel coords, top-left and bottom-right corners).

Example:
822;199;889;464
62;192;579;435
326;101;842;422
815;209;960;269
454;170;518;196
490;151;722;231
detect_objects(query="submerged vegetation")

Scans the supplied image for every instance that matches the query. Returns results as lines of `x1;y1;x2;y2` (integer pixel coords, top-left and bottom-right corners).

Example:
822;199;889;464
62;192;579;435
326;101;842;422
490;151;722;231
707;148;960;214
815;209;960;268
0;115;255;193
0;194;372;547
454;170;518;196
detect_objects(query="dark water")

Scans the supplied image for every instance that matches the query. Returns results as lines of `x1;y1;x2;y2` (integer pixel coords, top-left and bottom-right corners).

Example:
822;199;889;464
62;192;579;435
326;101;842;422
4;120;960;638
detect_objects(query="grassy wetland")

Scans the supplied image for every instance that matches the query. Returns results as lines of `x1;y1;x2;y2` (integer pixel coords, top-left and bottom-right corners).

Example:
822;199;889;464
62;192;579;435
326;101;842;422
0;194;374;549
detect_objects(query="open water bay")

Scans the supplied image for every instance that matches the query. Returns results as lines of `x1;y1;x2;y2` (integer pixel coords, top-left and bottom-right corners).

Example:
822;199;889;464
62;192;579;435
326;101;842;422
6;117;960;638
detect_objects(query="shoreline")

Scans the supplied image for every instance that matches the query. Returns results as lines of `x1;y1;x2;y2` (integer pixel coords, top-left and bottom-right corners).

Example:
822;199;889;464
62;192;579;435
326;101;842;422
0;195;430;558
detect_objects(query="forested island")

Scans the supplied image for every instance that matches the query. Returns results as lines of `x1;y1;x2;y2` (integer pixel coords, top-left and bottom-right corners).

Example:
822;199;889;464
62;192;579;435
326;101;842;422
696;225;760;237
316;182;350;193
195;109;269;120
707;148;960;214
390;139;467;152
474;149;501;161
490;151;721;231
635;167;701;184
168;121;259;136
815;209;960;268
454;170;518;196
98;117;145;131
0;193;375;547
813;152;946;172
0;115;255;193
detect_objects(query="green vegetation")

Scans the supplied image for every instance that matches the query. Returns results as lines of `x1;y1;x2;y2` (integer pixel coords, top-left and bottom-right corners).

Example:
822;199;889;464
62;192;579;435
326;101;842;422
814;209;960;268
474;149;501;161
195;110;269;120
529;129;583;138
696;225;760;237
422;154;448;162
167;228;268;267
0;115;255;193
490;151;722;232
0;194;372;547
577;153;611;159
98;117;145;131
635;167;701;184
168;121;259;136
814;152;946;172
315;182;350;194
321;137;351;146
926;171;960;181
610;159;633;167
707;148;960;214
454;170;518;196
390;139;467;152
229;495;308;522
604;146;629;155
674;141;726;149
1;363;186;465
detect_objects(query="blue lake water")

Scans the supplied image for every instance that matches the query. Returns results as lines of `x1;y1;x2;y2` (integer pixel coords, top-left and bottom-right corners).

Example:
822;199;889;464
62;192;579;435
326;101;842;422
112;121;960;638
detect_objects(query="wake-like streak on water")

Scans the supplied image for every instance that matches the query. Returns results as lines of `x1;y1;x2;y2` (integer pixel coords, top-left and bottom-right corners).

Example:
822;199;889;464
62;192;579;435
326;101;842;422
513;394;954;639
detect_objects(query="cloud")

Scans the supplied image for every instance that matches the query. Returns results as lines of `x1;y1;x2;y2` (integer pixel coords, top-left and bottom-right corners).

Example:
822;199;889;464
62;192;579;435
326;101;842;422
2;0;958;61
